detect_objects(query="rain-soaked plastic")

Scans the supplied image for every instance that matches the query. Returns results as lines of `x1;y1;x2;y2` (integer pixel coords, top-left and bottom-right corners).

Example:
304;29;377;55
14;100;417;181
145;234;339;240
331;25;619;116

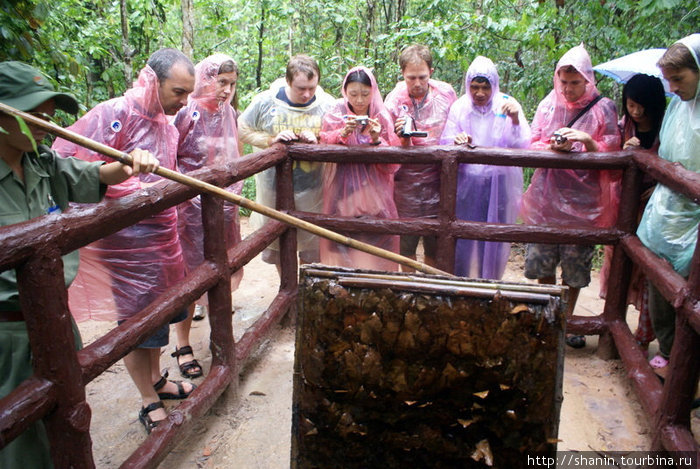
439;56;530;279
384;78;457;218
319;66;400;271
174;53;243;293
637;34;700;276
238;78;335;256
53;66;185;321
520;44;621;229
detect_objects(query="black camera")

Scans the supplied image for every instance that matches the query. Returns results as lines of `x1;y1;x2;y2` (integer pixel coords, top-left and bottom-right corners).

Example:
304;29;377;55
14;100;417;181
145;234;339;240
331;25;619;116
400;115;428;138
553;131;567;145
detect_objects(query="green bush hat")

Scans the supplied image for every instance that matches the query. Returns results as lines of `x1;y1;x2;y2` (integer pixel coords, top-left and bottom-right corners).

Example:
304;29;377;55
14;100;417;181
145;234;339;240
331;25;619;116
0;61;78;114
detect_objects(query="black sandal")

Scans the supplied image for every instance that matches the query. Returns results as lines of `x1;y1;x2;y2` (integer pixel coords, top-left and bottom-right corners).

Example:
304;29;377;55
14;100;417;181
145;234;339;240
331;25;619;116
153;370;197;400
565;334;586;349
171;345;203;379
139;401;165;434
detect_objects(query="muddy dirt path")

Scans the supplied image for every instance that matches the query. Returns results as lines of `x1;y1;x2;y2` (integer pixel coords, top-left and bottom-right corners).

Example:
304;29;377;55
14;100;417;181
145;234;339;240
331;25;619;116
77;218;697;468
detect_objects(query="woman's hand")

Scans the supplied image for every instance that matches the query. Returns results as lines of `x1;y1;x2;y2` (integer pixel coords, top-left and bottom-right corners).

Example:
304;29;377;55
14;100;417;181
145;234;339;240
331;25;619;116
367;118;381;144
454;132;472;145
623;136;640;149
340;117;359;138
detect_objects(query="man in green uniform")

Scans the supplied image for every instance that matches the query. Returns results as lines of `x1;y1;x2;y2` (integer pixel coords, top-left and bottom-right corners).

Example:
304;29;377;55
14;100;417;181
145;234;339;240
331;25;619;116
0;61;159;468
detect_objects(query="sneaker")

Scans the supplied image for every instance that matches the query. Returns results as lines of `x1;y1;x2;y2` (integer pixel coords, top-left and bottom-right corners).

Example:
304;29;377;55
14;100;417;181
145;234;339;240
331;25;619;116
193;305;206;321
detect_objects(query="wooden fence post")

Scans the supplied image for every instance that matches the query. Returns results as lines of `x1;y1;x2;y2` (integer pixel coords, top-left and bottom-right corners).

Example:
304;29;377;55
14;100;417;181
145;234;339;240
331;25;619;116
17;246;95;468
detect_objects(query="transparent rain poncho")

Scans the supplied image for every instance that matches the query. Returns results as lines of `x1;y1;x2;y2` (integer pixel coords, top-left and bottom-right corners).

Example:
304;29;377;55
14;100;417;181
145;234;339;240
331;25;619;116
384;77;457;218
53;66;185;321
174;53;243;292
520;44;621;229
319;66;400;271
637;34;700;276
238;78;335;255
439;56;530;279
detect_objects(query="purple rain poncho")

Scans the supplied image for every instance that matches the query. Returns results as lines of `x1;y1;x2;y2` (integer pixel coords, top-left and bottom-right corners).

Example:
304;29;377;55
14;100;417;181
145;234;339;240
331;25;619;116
174;54;243;293
520;44;621;229
53;66;185;321
439;56;530;279
384;78;457;218
319;66;401;271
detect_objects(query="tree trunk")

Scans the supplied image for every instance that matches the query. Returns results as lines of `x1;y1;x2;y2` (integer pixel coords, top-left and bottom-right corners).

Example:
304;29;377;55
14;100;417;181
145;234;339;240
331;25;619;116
181;0;194;60
364;0;375;59
119;0;132;86
256;0;266;88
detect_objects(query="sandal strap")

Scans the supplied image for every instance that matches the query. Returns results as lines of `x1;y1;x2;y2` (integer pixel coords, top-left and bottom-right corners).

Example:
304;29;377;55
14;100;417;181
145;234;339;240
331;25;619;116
179;359;201;372
141;400;165;414
171;345;194;358
153;370;170;391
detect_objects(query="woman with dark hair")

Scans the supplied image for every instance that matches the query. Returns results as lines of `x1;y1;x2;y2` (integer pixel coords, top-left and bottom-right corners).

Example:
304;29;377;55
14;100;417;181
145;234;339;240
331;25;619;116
620;73;666;150
600;73;667;350
319;66;401;270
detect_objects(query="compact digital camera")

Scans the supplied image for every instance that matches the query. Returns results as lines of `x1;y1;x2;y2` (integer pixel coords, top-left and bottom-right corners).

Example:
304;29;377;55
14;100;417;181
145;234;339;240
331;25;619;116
400;115;428;138
354;115;370;126
553;131;568;145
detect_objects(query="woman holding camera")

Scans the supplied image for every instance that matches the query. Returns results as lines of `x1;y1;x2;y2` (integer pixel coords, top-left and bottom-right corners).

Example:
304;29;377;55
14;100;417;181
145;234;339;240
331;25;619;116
319;66;400;270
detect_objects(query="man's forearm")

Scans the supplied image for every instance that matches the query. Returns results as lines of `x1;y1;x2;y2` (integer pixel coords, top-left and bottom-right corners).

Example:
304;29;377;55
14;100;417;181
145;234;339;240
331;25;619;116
238;121;272;149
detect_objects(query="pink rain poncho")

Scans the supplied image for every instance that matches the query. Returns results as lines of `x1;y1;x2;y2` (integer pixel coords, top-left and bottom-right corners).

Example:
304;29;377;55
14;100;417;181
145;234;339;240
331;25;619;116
174;54;243;293
384;78;457;218
637;34;700;277
319;66;401;271
53;66;185;321
439;56;530;279
520;44;621;229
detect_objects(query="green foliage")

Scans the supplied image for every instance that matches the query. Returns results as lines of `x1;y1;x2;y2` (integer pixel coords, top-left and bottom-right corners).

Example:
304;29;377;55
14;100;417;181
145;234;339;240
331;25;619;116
239;177;257;216
1;0;698;145
3;0;697;116
14;116;38;154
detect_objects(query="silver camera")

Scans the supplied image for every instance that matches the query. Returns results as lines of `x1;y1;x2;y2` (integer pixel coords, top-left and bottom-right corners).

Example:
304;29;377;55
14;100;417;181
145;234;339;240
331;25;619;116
354;115;369;126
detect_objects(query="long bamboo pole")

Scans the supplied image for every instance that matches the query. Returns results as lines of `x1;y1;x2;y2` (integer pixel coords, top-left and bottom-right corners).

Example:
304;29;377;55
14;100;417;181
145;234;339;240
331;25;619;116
0;102;450;276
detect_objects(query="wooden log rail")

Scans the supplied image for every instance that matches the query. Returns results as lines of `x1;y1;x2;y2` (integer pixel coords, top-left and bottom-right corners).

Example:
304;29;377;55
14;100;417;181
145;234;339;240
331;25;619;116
0;146;296;469
0;141;698;467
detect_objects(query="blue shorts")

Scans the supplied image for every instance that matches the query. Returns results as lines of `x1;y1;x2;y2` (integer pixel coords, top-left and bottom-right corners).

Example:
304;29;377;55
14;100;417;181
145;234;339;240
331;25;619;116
117;309;188;349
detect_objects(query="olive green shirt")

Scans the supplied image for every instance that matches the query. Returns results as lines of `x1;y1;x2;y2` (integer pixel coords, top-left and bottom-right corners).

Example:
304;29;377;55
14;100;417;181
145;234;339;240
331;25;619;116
0;144;106;311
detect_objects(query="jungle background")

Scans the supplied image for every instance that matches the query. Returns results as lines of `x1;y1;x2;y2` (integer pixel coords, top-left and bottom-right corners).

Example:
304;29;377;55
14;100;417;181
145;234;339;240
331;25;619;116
2;0;699;201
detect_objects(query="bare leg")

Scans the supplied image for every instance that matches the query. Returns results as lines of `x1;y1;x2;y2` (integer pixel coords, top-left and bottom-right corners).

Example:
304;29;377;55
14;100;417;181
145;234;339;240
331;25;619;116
173;308;202;377
123;349;166;422
149;347;195;395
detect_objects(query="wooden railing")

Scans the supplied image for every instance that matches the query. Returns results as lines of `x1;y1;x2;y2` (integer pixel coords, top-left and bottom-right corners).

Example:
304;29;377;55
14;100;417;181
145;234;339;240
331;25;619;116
0;143;697;467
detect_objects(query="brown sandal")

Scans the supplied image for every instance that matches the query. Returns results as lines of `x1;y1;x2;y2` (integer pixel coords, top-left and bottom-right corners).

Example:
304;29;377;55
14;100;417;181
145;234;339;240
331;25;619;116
171;345;203;379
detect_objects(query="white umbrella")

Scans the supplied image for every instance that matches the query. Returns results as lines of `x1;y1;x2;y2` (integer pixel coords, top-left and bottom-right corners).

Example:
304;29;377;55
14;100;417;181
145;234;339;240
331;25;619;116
594;48;670;93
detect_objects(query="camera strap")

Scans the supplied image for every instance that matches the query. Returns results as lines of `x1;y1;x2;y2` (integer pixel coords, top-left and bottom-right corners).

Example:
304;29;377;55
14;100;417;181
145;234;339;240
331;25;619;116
410;88;430;120
566;95;602;128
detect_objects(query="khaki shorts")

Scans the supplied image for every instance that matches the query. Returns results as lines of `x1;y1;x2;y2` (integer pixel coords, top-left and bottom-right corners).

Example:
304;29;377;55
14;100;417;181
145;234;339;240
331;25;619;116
524;243;595;289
